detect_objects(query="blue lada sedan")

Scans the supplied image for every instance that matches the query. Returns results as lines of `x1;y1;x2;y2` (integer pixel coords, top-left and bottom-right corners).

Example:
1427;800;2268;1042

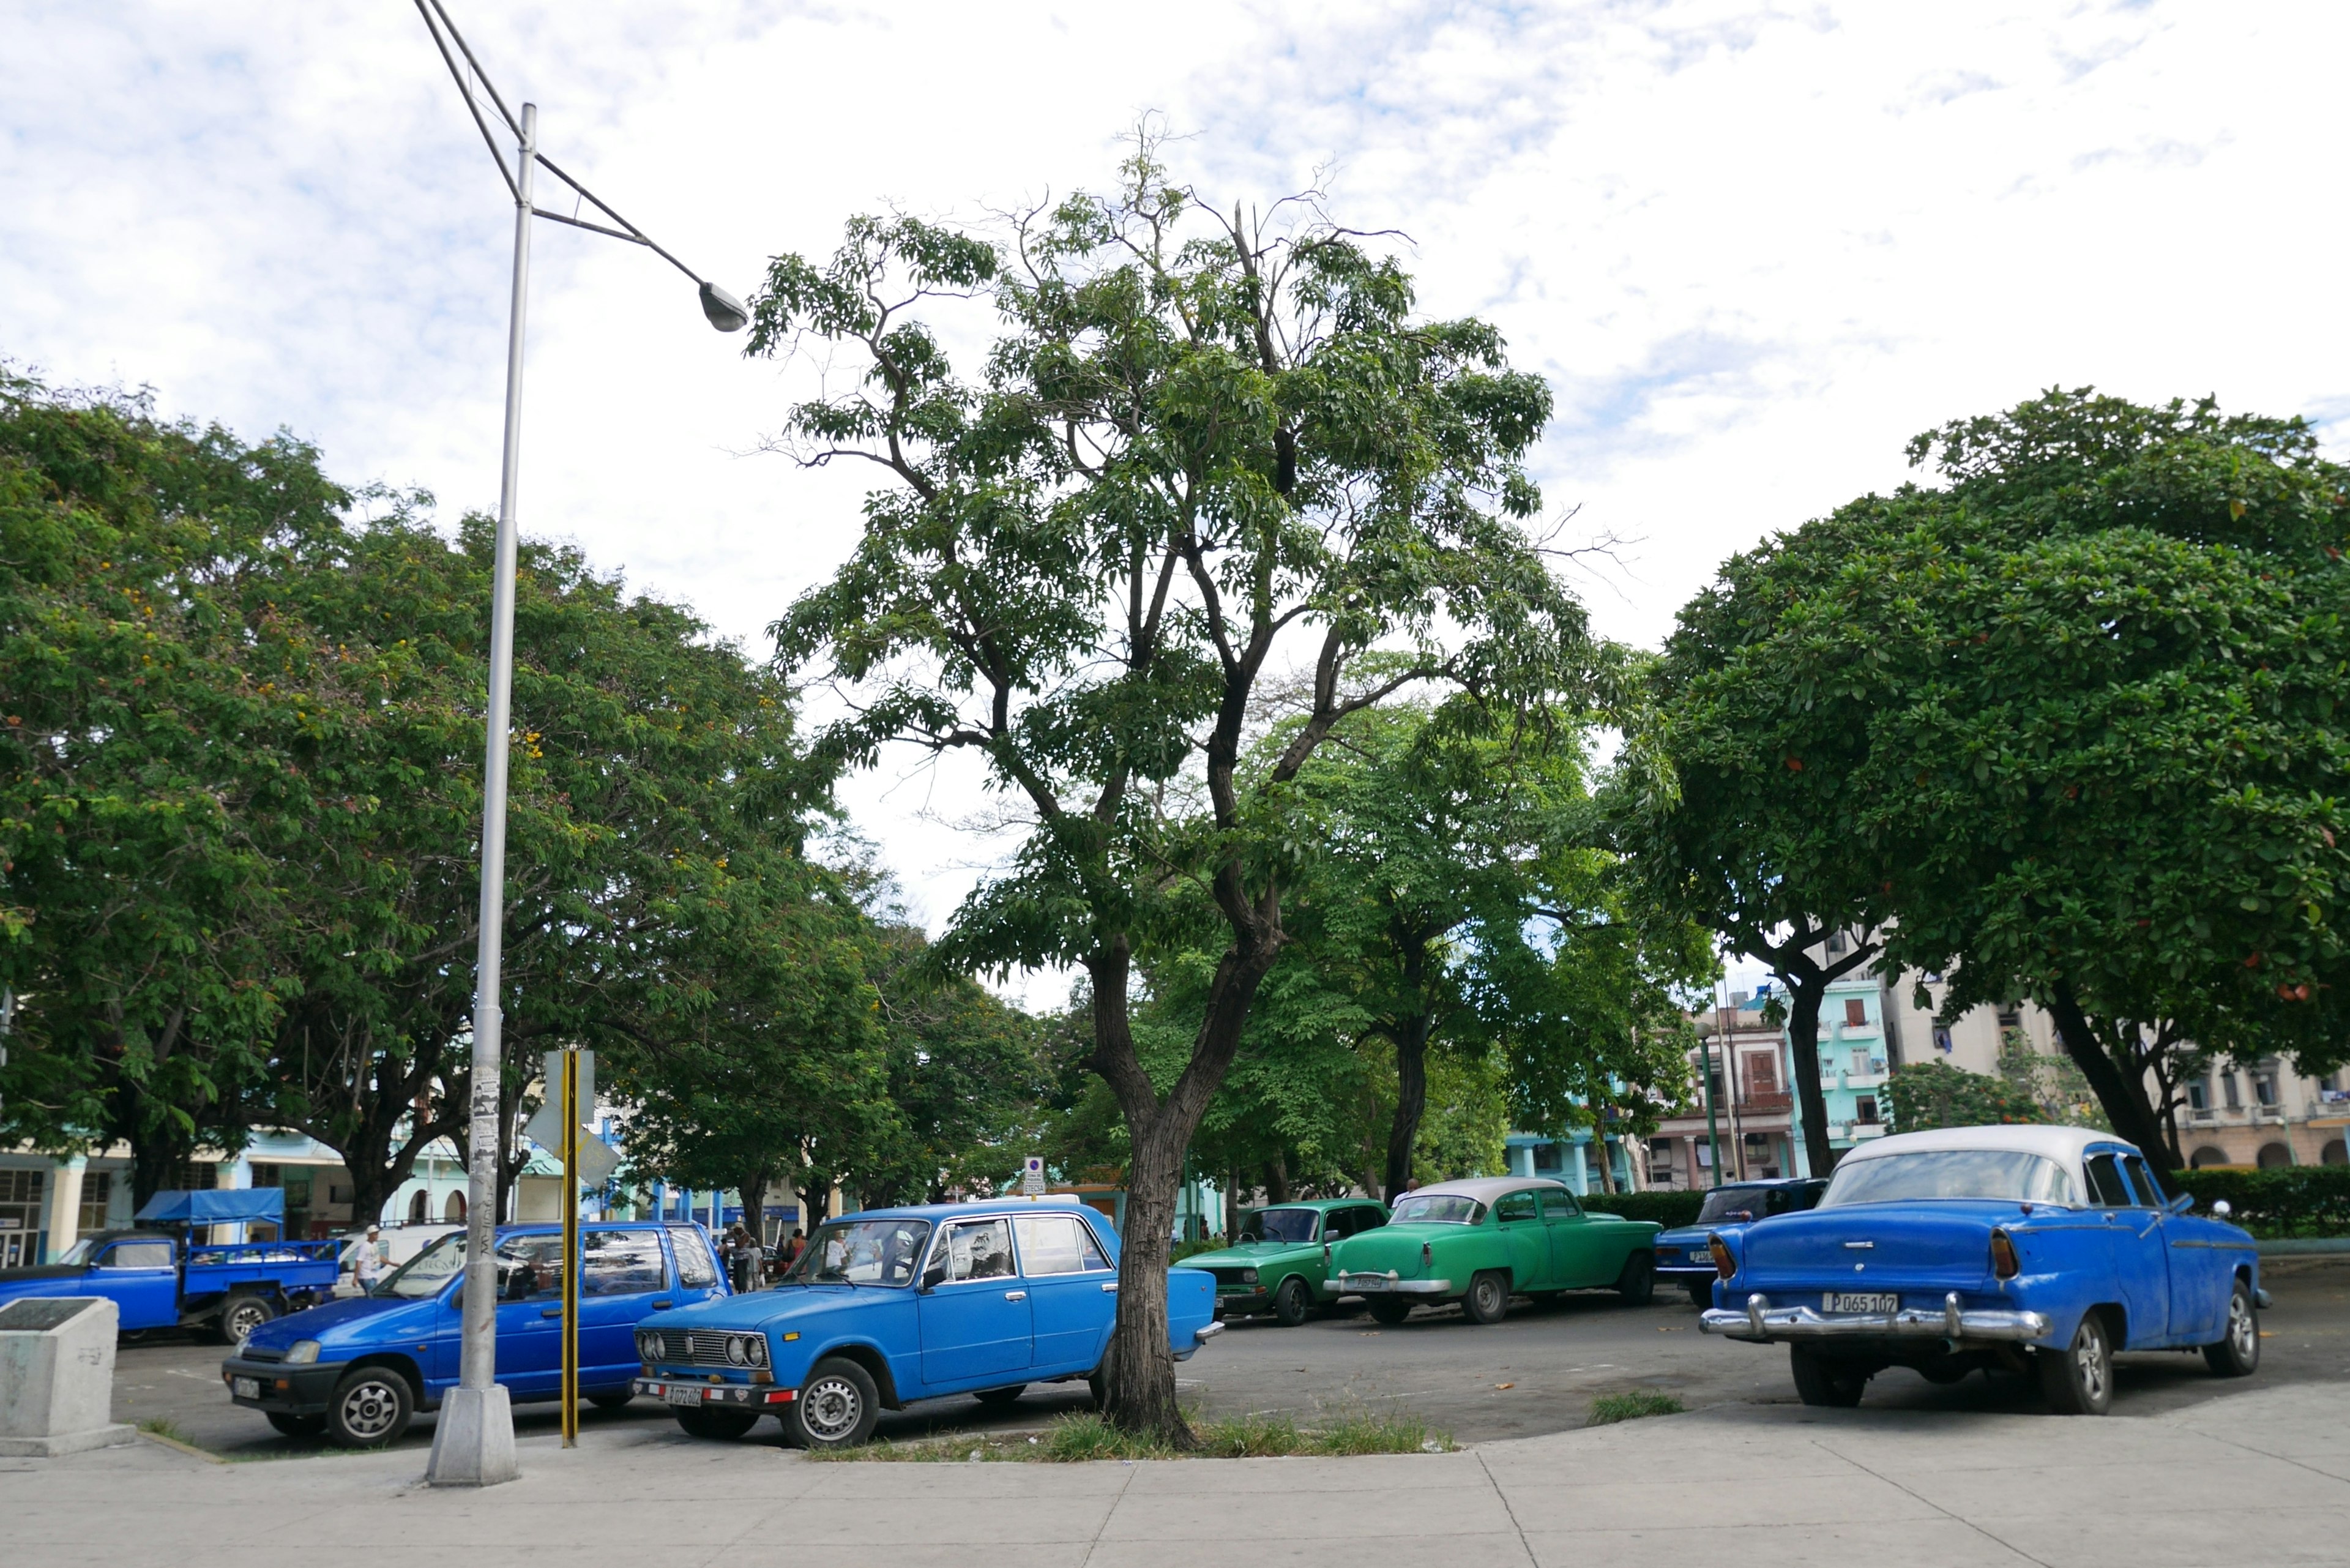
1655;1178;1826;1305
633;1198;1222;1449
1700;1125;2265;1414
221;1220;728;1446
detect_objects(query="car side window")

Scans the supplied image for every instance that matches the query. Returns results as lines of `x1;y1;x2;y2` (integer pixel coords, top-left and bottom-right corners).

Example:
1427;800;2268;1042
581;1228;666;1296
101;1241;172;1269
1013;1214;1110;1275
2121;1155;2164;1209
1336;1206;1382;1238
1496;1190;1539;1224
667;1226;717;1288
938;1219;1016;1282
2083;1154;2131;1208
1539;1190;1581;1220
1355;1207;1388;1233
494;1233;566;1302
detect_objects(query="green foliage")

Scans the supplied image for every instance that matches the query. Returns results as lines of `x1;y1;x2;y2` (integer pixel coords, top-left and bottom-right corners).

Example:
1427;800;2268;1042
1884;1060;2046;1132
2170;1166;2350;1239
1587;1391;1684;1426
1580;1190;1705;1227
807;1408;1451;1462
1993;1034;2106;1130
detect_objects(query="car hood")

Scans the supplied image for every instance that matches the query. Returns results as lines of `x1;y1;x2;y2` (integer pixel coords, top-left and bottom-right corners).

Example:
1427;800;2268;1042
0;1264;91;1297
640;1284;901;1334
244;1292;441;1354
1184;1241;1318;1270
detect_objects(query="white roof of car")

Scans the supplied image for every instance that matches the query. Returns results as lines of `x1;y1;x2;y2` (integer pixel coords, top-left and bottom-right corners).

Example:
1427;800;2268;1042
1404;1177;1572;1203
1839;1124;2130;1166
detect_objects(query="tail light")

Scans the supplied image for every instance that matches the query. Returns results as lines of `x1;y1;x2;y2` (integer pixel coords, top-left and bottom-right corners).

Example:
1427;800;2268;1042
1990;1228;2020;1280
1709;1236;1735;1280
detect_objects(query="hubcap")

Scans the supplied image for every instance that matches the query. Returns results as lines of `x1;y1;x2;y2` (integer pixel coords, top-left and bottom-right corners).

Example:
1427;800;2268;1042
2076;1326;2106;1402
339;1381;400;1439
802;1376;862;1441
2229;1293;2254;1356
228;1304;266;1340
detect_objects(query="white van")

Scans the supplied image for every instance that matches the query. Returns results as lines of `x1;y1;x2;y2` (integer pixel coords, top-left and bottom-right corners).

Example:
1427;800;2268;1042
335;1222;464;1296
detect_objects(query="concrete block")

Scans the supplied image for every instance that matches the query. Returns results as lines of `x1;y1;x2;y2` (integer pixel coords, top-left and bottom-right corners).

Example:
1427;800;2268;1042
0;1297;138;1457
424;1383;518;1487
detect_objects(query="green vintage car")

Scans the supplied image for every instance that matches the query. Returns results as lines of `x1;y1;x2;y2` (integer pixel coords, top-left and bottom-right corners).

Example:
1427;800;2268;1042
1326;1176;1658;1324
1185;1200;1392;1326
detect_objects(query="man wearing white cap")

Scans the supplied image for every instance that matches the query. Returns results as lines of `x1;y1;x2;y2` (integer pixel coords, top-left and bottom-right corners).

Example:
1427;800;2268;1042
354;1223;388;1293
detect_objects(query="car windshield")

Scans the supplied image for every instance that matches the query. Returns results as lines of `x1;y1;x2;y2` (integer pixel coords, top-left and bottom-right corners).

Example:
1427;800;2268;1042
1821;1151;2081;1208
53;1236;107;1266
1387;1193;1485;1225
1695;1187;1773;1225
375;1231;468;1298
1240;1208;1319;1244
781;1219;933;1287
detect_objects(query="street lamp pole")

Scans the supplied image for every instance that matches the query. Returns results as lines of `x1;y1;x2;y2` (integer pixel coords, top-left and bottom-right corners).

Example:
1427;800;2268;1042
412;0;745;1488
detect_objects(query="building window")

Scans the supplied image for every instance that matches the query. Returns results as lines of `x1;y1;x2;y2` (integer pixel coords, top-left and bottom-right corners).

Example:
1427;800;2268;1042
1844;999;1867;1027
2189;1146;2230;1169
1850;1048;1873;1075
1745;1053;1779;1096
77;1171;113;1233
2253;1069;2280;1108
2222;1074;2241;1110
171;1162;218;1191
1855;1097;1880;1125
409;1189;430;1222
2185;1078;2207;1111
1532;1143;1564;1172
1932;1027;1953;1054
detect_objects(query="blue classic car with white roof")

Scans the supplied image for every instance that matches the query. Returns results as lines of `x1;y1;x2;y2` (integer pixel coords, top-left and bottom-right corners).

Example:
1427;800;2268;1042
632;1197;1221;1449
1654;1178;1826;1305
1700;1125;2264;1414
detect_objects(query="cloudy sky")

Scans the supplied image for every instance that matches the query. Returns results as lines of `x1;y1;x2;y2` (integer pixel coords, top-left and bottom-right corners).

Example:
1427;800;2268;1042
6;1;2343;982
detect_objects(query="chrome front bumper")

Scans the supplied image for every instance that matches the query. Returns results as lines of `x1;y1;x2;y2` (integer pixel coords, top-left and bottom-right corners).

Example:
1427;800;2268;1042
1700;1292;2050;1345
1336;1275;1453;1296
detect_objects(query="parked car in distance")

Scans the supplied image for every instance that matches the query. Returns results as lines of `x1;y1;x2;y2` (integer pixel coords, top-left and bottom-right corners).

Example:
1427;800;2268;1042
220;1220;729;1446
1326;1178;1660;1325
1699;1125;2266;1415
1184;1200;1389;1326
633;1197;1223;1449
1655;1179;1827;1305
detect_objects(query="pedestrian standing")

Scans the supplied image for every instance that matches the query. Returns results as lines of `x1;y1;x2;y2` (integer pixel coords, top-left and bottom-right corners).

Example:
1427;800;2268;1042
783;1228;807;1271
353;1224;388;1294
726;1225;755;1293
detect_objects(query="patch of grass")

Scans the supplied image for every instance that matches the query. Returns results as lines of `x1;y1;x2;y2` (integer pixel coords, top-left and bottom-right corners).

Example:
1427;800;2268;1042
805;1407;1453;1463
138;1417;196;1445
1586;1391;1684;1427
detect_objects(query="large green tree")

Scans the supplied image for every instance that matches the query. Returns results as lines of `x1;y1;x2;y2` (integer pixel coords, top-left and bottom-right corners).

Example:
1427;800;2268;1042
748;151;1595;1439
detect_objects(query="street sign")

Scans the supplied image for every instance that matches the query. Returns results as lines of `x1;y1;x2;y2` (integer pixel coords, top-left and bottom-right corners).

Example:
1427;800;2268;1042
1021;1157;1047;1197
524;1050;616;1184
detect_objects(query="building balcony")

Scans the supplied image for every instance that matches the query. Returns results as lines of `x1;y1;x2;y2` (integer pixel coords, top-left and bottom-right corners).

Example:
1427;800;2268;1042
1742;1091;1794;1114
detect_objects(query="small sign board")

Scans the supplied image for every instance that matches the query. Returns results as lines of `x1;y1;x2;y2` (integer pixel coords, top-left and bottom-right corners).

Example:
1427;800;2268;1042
1021;1157;1047;1197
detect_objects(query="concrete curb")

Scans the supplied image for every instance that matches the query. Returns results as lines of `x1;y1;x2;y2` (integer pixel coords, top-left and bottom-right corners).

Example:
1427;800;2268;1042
136;1428;226;1465
2254;1237;2350;1255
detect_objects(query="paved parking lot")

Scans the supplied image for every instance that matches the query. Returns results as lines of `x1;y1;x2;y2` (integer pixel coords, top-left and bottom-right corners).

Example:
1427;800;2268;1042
113;1255;2350;1455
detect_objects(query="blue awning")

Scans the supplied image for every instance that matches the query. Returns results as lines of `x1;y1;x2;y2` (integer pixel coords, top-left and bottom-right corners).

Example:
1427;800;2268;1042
133;1188;286;1225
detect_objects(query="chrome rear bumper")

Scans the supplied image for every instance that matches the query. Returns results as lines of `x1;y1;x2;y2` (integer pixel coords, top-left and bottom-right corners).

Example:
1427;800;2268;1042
1700;1292;2050;1345
1337;1275;1453;1296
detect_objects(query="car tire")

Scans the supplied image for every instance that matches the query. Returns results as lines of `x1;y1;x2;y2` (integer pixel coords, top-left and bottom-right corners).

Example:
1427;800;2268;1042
782;1356;881;1450
265;1412;326;1438
674;1406;762;1439
1614;1253;1656;1305
2040;1311;2114;1416
1463;1271;1510;1325
1273;1276;1313;1327
325;1365;415;1448
1789;1345;1869;1408
219;1293;277;1346
1368;1298;1414;1326
974;1384;1028;1407
2202;1278;2260;1378
1088;1338;1119;1409
1686;1279;1714;1308
588;1390;636;1411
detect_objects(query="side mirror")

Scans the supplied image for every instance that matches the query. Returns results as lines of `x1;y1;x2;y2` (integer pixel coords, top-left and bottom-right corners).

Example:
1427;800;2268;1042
920;1261;948;1292
2166;1192;2195;1215
2210;1200;2232;1220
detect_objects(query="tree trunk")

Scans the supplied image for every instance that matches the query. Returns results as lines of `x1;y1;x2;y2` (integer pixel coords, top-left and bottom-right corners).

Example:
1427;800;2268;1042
1591;1114;1617;1195
739;1169;769;1256
1783;979;1837;1178
1381;1014;1432;1205
2044;982;2177;1174
1262;1154;1291;1205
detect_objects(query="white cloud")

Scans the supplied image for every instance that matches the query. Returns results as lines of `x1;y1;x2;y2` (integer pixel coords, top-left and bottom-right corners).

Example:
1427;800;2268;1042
5;1;2343;980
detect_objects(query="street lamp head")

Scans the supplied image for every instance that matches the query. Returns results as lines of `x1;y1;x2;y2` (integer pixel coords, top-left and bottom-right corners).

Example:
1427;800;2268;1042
698;281;750;333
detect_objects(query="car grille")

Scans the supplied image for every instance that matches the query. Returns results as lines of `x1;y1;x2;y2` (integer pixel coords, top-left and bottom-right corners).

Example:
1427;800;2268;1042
639;1329;739;1367
1207;1267;1256;1291
239;1346;284;1364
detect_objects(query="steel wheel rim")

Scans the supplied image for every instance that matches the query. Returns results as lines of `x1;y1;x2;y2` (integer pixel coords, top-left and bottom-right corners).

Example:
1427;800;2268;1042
226;1302;268;1341
1475;1279;1501;1314
2076;1325;2106;1402
2228;1291;2255;1357
338;1380;400;1439
801;1375;862;1441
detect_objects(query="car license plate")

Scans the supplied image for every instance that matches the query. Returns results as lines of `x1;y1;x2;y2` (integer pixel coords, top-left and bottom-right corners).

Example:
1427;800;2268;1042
1824;1292;1900;1314
233;1377;259;1400
663;1385;703;1406
1342;1274;1387;1291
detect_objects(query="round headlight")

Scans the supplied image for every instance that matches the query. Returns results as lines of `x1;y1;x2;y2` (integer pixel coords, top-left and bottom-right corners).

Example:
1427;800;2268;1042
285;1340;321;1365
745;1334;768;1368
635;1331;655;1361
725;1334;748;1366
1240;1268;1258;1283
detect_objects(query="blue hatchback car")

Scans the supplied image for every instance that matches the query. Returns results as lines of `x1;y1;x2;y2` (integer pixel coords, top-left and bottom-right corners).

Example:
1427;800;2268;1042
1655;1178;1827;1305
220;1220;728;1446
633;1198;1221;1448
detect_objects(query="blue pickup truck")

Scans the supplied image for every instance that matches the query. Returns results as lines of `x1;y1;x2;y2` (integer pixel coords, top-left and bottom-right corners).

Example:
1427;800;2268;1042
0;1189;339;1344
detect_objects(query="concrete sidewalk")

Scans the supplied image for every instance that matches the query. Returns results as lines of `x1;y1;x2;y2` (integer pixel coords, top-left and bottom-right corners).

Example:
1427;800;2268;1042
8;1382;2345;1567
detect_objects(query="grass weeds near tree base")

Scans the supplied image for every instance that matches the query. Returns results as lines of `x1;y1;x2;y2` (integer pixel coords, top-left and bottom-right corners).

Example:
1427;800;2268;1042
805;1408;1453;1462
1586;1391;1684;1427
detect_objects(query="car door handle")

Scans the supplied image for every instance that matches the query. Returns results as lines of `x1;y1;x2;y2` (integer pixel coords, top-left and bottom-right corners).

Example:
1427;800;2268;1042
1004;1290;1028;1302
1101;1282;1119;1293
651;1299;673;1310
540;1307;562;1318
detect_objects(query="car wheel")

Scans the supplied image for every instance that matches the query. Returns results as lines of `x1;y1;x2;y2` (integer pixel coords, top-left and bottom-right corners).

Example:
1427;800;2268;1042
325;1365;415;1448
1368;1298;1414;1326
1273;1276;1313;1327
1087;1340;1118;1409
1789;1345;1869;1408
1463;1271;1510;1325
2040;1311;2114;1416
588;1390;636;1411
783;1356;880;1450
264;1412;326;1438
2203;1279;2260;1378
1686;1279;1714;1308
674;1405;761;1439
974;1384;1028;1407
219;1293;277;1346
1614;1253;1655;1305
